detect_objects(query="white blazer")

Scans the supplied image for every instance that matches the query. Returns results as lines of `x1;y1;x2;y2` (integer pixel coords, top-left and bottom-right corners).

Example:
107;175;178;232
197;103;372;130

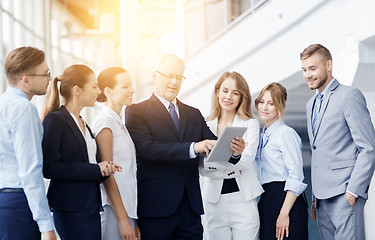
200;115;264;203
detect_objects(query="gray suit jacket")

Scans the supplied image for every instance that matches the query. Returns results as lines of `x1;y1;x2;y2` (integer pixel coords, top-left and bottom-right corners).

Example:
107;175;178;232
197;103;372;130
306;79;375;200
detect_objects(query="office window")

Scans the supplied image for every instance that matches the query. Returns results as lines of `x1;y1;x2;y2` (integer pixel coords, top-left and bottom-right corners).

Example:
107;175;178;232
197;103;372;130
185;1;205;56
2;13;13;53
34;0;45;38
14;21;25;47
13;0;24;24
2;0;13;13
205;0;226;40
230;0;251;21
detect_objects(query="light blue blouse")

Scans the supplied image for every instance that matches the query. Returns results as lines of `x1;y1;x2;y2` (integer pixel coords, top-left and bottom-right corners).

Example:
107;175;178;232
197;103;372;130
0;87;53;232
256;119;307;196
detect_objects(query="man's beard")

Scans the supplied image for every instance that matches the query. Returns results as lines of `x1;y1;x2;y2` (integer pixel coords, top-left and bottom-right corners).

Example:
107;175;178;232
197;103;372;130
310;76;327;90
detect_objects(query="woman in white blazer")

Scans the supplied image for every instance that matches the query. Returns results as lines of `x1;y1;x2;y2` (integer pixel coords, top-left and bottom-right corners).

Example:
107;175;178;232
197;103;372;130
200;71;263;240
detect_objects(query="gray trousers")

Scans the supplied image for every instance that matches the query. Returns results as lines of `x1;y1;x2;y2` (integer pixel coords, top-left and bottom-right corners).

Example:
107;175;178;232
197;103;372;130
100;204;136;240
316;193;365;240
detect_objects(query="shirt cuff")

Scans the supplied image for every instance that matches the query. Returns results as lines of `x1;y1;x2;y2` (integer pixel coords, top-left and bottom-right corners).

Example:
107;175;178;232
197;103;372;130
346;190;358;198
284;178;307;196
228;154;241;165
37;215;54;233
190;142;197;158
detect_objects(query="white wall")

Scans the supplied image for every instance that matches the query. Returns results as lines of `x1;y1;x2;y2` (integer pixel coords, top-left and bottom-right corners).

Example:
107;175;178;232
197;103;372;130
363;91;375;239
179;0;375;116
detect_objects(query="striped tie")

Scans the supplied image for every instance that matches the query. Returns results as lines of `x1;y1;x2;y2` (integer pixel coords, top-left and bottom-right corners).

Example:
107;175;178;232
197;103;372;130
169;103;179;133
312;93;323;136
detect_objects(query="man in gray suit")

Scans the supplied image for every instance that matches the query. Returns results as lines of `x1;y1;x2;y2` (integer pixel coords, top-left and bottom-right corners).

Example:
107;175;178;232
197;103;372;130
300;44;375;240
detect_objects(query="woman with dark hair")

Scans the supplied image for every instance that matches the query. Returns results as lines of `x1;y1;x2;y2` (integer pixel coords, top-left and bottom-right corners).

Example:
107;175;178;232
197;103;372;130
92;67;140;240
255;82;308;240
42;64;121;240
200;71;263;240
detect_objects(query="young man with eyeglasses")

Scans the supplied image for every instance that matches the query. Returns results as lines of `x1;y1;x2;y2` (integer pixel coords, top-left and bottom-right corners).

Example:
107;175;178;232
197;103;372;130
0;47;56;240
125;54;217;240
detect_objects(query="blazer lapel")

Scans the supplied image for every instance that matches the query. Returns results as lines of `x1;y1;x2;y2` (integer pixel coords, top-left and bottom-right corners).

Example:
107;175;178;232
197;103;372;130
307;96;314;144
60;106;89;163
233;114;243;127
312;79;340;143
149;94;179;138
208;118;218;136
177;99;187;140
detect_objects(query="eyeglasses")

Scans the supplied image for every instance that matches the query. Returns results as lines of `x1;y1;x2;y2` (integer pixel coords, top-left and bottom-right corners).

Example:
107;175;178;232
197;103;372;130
155;71;185;81
26;71;51;79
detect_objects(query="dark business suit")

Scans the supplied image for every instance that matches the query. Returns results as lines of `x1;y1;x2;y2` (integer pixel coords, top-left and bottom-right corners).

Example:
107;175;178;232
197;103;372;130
42;106;104;240
125;94;216;240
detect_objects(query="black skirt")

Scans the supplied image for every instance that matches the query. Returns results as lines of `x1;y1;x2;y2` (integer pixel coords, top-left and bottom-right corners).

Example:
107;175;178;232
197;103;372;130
258;181;308;240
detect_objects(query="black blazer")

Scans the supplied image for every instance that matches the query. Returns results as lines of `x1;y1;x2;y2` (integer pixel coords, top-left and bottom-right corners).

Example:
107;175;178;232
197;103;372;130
42;106;103;212
125;94;216;218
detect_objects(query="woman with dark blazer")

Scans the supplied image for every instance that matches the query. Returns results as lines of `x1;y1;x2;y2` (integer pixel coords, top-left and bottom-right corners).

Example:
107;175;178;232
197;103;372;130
41;65;121;240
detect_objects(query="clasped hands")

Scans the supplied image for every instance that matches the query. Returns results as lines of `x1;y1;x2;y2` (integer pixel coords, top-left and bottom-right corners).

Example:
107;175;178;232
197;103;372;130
194;137;245;156
98;161;122;177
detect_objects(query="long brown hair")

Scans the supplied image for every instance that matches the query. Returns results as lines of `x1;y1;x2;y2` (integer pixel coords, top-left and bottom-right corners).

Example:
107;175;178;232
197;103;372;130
209;71;253;121
255;82;287;119
42;64;95;119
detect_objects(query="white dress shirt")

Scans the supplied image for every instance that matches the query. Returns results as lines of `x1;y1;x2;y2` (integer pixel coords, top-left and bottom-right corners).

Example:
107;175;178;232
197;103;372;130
92;106;138;219
70;114;97;164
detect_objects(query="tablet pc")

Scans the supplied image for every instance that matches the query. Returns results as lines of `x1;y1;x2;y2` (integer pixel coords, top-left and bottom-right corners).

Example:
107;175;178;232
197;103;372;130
205;126;247;163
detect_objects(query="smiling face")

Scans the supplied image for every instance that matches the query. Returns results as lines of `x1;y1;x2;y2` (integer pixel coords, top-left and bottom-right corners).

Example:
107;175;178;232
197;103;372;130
257;90;279;127
154;57;185;102
217;77;241;114
108;72;134;107
301;52;332;92
79;73;101;107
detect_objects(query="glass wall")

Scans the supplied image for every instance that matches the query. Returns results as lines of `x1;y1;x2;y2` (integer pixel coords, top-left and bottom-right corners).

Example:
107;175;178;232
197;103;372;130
0;0;47;111
0;0;120;121
128;0;269;101
183;0;268;57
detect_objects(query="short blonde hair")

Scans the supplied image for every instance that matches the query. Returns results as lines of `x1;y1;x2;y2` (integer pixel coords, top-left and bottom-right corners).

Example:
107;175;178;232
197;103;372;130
300;44;332;63
209;71;253;121
255;82;287;119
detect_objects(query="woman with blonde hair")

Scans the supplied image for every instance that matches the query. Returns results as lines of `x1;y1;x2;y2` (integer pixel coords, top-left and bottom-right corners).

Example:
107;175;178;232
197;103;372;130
42;64;121;240
200;71;263;240
92;67;140;240
255;82;308;240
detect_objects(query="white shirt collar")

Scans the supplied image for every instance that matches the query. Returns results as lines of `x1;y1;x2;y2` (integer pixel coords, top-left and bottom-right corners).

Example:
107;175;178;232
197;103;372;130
102;105;123;124
154;92;179;117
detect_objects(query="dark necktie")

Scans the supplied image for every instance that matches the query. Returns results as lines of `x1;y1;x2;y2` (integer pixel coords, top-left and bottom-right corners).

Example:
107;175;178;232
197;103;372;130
169;103;179;133
312;93;323;136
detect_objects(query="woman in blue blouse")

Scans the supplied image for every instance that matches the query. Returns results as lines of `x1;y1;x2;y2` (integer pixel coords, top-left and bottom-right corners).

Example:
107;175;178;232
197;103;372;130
255;82;308;240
